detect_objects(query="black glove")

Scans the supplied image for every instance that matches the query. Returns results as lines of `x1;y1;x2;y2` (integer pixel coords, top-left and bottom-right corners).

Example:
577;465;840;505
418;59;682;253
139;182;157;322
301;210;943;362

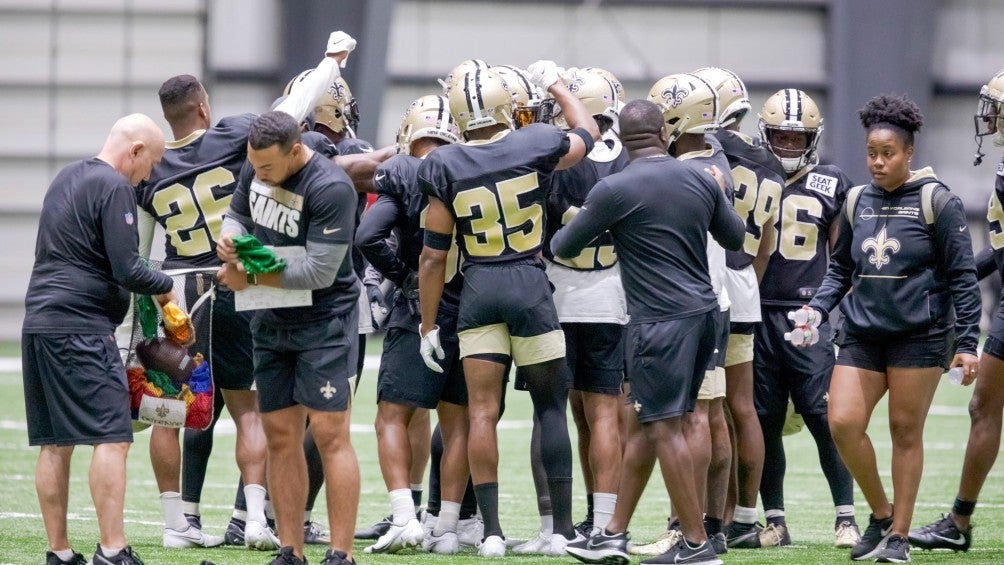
400;271;420;316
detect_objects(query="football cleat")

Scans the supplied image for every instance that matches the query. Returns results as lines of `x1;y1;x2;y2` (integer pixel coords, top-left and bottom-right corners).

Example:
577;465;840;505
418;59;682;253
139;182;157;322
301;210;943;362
162;523;224;548
245;520;281;551
354;514;392;540
629;529;682;556
456;515;484;547
45;551;86;565
91;545;144;565
639;537;721;565
512;530;551;554
548;532;586;557
835;520;862;549
304;520;331;545
759;522;791;547
908;513;971;552
223;517;246;546
422;530;460;554
565;529;630;565
477;534;507;558
363;518;423;554
268;546;305;565
725;521;762;548
320;548;356;565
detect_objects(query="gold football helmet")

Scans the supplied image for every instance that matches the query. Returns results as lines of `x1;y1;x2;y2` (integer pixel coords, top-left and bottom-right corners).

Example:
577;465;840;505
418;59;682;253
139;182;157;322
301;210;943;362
440;59;491;96
552;68;619;129
491;64;555;128
758;88;823;173
582;67;625;104
974;69;1004;165
283;69;359;136
693;67;750;127
448;68;516;136
396;95;460;155
647;73;719;146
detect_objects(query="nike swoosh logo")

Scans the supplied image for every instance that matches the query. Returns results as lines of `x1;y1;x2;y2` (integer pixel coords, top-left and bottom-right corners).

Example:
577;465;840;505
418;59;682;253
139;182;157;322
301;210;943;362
374;173;386;182
959;225;967;232
931;532;967;545
323;227;341;235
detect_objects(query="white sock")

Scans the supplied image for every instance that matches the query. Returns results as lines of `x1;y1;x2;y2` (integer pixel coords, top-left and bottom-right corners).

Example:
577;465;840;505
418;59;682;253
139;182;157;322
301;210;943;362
244;484;268;525
182;501;200;517
390;488;417;526
836;505;855;519
232;509;248;522
304;510;312;523
53;549;75;561
160;491;189;531
434;501;460;536
265;499;276;521
593;493;617;534
539;514;554;536
733;505;758;525
99;546;122;558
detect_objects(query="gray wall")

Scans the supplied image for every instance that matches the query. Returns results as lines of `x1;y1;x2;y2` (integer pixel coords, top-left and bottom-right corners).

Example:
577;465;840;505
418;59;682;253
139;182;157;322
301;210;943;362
1;0;1003;339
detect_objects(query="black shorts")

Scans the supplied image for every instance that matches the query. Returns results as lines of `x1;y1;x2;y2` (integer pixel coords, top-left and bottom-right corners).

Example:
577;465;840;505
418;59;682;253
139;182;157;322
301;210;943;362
457;260;565;367
984;335;1004;361
753;307;834;416
708;309;730;371
625;310;717;423
252;308;359;413
836;326;952;372
378;325;467;409
22;333;133;446
563;322;624;395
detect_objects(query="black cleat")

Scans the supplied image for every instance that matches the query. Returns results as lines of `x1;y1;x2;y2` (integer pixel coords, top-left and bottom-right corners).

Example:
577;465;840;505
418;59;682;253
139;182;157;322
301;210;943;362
908;513;971;552
875;534;911;563
269;546;306;565
851;513;893;561
725;521;762;549
640;537;722;565
45;551;86;565
223;517;246;546
564;529;630;565
91;545;144;565
354;514;392;540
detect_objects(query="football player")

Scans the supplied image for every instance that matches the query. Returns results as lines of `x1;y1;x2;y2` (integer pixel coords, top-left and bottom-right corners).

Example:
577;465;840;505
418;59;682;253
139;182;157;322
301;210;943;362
909;68;1004;553
136;34;354;553
354;95;469;554
417;63;600;557
693;66;781;550
513;68;628;555
754;89;859;548
553;97;744;565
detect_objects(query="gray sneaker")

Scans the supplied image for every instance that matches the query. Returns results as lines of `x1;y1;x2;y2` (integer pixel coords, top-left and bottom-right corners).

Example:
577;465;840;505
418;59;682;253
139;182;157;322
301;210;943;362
565;529;630;565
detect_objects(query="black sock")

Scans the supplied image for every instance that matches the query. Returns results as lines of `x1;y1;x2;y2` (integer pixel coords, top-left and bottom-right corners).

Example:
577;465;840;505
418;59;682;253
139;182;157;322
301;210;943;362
233;477;246;512
182;387;224;502
459;478;478;519
548;478;574;538
758;412;787;510
411;488;423;509
704;517;723;536
835;516;857;528
474;482;502;539
767;515;786;527
427;425;443;516
953;498;976;517
586;493;594;522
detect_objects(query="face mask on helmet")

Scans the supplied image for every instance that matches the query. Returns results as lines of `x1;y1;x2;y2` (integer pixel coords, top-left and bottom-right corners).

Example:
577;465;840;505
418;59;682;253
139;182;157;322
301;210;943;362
647;73;719;147
759;88;823;174
311;77;359;137
396;95;460;155
448;68;517;136
491;64;556;129
973;70;1004;166
550;69;619;131
693;67;750;128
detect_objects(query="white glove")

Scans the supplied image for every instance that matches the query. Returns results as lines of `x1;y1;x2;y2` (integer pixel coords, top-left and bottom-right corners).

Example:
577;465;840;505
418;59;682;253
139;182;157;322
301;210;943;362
528;60;563;91
419;324;445;373
326;31;357;67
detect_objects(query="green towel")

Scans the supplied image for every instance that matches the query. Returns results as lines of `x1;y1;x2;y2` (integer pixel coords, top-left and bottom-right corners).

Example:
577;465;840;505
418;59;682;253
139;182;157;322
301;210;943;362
232;234;287;274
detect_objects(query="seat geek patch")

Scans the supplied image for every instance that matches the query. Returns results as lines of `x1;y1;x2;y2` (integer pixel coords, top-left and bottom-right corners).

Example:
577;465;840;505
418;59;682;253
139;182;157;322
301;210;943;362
805;173;837;198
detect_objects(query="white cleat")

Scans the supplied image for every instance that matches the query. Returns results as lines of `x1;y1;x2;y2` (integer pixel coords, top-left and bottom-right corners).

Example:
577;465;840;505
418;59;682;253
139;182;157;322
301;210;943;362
547;531;585;556
478;534;507;558
162;524;224;548
364;518;424;554
422;530;460;554
512;530;552;554
244;520;280;551
457;516;484;548
420;511;438;539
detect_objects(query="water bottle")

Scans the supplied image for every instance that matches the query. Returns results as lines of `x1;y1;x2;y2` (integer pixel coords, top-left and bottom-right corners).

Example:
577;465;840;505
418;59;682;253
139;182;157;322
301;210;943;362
784;326;820;346
947;366;965;385
788;308;822;328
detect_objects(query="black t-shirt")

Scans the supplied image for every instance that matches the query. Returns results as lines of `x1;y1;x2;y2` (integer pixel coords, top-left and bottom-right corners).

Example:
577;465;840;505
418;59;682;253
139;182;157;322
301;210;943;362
418;124;570;264
24;158;173;334
550;155;746;323
228;152;358;327
136;114;255;268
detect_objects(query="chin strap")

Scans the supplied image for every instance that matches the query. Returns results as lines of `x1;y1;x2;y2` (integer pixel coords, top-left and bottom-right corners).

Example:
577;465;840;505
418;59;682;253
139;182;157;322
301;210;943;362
974;133;986;166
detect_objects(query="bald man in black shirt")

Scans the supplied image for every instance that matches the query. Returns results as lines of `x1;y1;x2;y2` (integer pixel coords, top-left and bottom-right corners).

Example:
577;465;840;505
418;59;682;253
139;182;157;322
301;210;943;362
554;100;744;565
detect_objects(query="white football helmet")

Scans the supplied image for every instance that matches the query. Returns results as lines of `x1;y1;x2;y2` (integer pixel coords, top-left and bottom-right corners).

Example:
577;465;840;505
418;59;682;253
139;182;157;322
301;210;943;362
448;68;516;136
759;88;823;173
552;68;619;129
692;67;750;128
975;69;1004;165
647;73;719;146
396;95;460;155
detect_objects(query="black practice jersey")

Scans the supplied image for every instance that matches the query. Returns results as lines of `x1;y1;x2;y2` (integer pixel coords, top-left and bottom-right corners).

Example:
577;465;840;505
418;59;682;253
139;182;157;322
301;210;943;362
760;164;852;307
550;155;746;323
24;159;173;334
136;114;255;268
228;152;358;327
418;124;570;264
336;136;374;278
543;134;628;270
984;156;1004;337
357;155;464;330
715;130;785;270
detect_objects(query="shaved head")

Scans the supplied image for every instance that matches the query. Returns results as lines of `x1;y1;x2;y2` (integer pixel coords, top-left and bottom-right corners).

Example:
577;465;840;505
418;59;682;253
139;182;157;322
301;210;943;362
619;99;668;157
98;113;165;186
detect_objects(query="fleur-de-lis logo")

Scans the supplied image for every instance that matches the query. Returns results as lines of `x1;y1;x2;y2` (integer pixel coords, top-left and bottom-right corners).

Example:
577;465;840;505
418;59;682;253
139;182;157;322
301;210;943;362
661;82;690;109
861;227;900;271
328;81;347;102
567;75;585;93
320;381;337;400
156;404;170;418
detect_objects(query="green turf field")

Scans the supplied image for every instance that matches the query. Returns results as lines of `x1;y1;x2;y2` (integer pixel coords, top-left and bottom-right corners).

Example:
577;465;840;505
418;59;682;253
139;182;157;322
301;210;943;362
1;338;1003;564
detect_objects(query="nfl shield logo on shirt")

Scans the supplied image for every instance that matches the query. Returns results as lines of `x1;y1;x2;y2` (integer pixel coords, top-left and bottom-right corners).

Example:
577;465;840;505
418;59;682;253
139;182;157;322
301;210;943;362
125;212;134;225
